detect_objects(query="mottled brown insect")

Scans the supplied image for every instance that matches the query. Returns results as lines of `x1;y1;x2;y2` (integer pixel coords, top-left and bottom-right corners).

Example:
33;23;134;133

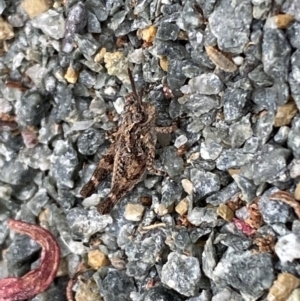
80;69;176;214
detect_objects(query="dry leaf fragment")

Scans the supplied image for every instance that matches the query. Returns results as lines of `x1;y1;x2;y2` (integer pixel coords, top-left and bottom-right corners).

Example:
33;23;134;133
205;46;238;73
0;113;18;131
269;191;300;218
0;219;60;301
245;199;264;230
254;235;276;253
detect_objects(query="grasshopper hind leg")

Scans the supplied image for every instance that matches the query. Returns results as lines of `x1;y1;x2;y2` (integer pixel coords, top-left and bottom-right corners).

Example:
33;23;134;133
80;145;115;198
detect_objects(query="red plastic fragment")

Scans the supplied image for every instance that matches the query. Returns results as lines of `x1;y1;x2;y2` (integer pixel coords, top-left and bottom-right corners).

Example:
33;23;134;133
233;218;256;237
0;219;60;301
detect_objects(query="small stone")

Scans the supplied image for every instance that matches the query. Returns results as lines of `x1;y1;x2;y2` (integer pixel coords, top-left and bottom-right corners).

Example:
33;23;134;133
262;29;291;81
77;128;105;156
190;168;220;198
258;193;291;224
289;159;300;178
124;203;145;221
161;252;201;297
21;0;53;19
138;286;183;301
232;56;244;66
266;14;295;29
88;249;110;269
268;273;300;301
50;140;79;188
287;288;300;301
155;203;173;216
217;204;234;222
0;0;6;14
137;25;157;43
21;127;39;148
159;56;168;71
162;146;184;177
208;0;252;53
213;250;274;299
200;140;223;161
229;114;253;148
181;179;193;195
274;126;290;144
188;73;223;95
175;198;189;216
287;22;300;49
156;22;180;41
188;207;218;227
223;88;248;121
275;233;300;263
66;207;112;242
274;100;298;127
0;17;14;41
295;183;300;201
87;10;101;33
94;48;106;63
104;51;129;83
64;66;79;84
174;135;188;148
94;269;136;301
75;278;101;301
206;182;240;206
216;149;253;171
31;9;65;40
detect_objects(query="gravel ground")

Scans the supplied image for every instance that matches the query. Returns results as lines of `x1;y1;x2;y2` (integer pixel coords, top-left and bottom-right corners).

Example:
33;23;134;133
1;0;300;300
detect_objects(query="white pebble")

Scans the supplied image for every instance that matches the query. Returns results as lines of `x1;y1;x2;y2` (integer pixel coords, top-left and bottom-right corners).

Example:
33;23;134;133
275;233;300;263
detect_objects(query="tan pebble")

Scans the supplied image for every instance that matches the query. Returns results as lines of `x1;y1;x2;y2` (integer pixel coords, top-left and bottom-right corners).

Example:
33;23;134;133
177;30;188;40
56;257;68;277
75;279;101;301
270;14;294;29
274;100;298;127
103;51;129;83
294;183;300;201
175;198;189;216
287;288;300;301
228;169;241;176
94;47;107;63
181;179;193;195
110;257;126;270
155;203;174;216
187;152;200;164
205;46;237;73
267;273;300;301
64;66;79;84
217;204;234;222
88;249;110;269
0;17;14;41
137;25;157;43
21;0;53;19
159;56;168;71
124;203;145;221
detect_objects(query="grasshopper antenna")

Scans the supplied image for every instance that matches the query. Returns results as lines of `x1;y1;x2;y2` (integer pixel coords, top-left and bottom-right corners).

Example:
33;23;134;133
128;68;142;108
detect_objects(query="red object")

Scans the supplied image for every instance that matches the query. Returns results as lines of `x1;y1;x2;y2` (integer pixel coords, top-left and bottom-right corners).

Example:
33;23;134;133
0;219;60;301
233;218;256;237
